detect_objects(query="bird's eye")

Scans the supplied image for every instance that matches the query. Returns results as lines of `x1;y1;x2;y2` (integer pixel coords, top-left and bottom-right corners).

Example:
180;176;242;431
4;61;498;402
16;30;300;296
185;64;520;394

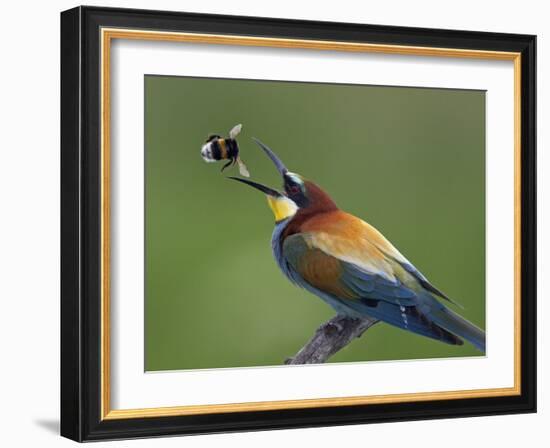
289;185;300;195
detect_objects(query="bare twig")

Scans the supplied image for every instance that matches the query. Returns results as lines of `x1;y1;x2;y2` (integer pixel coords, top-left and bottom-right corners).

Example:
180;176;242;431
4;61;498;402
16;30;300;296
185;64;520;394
285;315;380;365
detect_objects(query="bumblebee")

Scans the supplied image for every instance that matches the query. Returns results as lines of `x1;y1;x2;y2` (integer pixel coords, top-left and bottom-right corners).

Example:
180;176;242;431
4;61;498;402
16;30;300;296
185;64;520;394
201;124;249;177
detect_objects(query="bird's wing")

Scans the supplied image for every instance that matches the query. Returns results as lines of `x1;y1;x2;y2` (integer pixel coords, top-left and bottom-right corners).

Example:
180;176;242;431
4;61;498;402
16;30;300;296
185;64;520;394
298;210;461;307
282;231;464;346
282;231;419;307
396;258;463;308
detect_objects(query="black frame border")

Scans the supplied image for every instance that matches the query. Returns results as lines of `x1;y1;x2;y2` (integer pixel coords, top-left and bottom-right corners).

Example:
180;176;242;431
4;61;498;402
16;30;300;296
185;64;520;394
61;6;536;442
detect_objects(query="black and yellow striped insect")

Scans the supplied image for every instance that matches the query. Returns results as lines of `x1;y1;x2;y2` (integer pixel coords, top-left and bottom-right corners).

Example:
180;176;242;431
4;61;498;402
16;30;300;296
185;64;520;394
200;124;249;177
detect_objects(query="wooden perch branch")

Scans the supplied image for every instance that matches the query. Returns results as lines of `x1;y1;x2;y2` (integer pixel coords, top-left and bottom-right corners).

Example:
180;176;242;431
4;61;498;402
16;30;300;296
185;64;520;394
285;315;379;365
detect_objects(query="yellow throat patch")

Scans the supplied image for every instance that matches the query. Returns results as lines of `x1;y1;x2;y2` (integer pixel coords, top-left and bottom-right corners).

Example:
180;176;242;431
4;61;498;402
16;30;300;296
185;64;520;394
267;196;298;222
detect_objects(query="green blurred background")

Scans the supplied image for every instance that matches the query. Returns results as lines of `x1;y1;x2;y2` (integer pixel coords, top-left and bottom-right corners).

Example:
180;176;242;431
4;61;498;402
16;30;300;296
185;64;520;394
144;75;485;371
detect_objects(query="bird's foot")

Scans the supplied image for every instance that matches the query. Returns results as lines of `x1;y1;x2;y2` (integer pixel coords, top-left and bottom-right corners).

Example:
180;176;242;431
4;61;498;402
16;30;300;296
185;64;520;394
319;320;344;336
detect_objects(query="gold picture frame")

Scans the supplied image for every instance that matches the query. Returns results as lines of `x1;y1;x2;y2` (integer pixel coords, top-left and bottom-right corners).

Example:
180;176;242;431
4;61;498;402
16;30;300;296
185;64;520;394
61;6;536;442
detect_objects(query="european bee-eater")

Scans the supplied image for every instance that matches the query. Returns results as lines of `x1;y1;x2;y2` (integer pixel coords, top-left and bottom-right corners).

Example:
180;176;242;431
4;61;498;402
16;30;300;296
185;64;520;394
231;139;486;353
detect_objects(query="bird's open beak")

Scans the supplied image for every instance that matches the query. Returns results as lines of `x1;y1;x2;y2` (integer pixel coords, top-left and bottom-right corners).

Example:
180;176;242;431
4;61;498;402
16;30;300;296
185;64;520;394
228;137;288;197
229;139;298;222
227;177;281;197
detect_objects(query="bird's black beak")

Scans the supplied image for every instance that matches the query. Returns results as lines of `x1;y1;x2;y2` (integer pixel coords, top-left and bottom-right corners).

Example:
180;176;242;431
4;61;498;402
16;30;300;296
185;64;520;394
228;177;281;197
251;137;288;176
228;138;289;197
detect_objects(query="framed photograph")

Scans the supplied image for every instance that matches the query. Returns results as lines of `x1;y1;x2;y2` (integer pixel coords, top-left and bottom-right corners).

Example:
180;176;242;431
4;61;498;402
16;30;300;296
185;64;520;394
61;6;536;442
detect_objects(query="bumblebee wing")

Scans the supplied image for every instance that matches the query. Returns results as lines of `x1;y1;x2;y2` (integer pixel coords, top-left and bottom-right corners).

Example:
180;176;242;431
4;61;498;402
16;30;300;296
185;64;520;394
229;124;242;139
236;157;250;177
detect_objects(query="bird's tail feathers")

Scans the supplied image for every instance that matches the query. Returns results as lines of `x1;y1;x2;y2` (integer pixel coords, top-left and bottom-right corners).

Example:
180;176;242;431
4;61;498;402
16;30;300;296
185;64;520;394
428;306;486;353
348;299;464;347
